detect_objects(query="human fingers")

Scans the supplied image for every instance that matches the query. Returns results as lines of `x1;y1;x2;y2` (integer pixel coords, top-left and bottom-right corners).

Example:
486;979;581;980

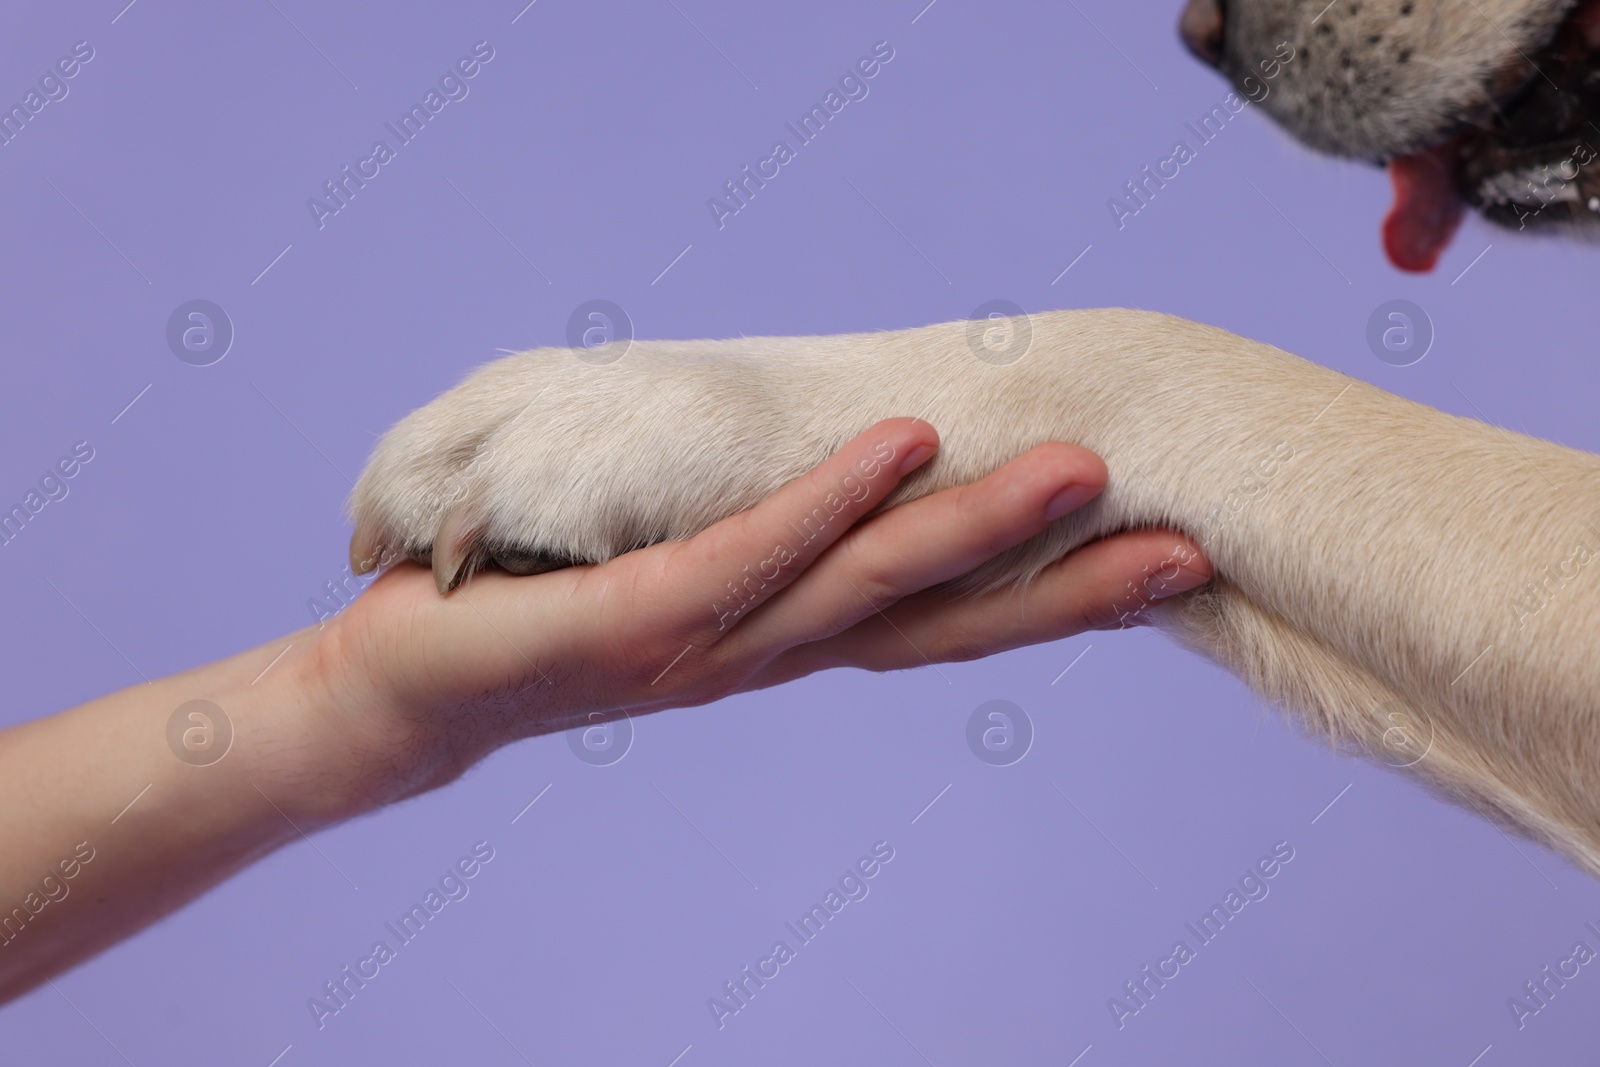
647;417;940;646
726;442;1107;657
743;528;1211;687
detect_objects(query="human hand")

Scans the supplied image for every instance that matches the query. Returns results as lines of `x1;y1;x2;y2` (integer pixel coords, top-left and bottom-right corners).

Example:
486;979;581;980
303;419;1211;816
0;418;1210;1000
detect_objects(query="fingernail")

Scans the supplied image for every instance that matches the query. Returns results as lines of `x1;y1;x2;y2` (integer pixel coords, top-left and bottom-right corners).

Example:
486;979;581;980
897;443;936;476
1044;483;1098;522
1147;564;1210;599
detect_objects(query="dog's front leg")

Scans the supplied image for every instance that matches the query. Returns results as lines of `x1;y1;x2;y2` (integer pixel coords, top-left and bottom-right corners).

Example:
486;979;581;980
1027;312;1600;876
350;308;1600;875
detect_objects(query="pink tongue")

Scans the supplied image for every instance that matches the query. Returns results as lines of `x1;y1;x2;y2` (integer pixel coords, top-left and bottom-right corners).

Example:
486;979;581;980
1382;145;1465;272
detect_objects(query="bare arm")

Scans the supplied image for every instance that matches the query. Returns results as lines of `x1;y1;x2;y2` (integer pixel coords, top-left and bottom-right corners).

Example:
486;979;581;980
0;422;1208;1002
0;627;338;1003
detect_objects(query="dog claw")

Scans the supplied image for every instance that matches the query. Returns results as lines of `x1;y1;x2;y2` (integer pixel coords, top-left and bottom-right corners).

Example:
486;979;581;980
349;525;385;575
431;510;479;595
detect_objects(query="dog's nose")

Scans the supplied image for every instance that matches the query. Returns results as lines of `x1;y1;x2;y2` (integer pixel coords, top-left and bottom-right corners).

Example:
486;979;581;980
1179;0;1226;67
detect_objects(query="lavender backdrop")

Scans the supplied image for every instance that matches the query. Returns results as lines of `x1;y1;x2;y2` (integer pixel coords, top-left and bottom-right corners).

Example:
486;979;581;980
3;1;1597;1063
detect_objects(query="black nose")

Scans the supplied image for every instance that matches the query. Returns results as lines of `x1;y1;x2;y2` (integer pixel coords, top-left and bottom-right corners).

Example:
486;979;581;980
1179;0;1226;67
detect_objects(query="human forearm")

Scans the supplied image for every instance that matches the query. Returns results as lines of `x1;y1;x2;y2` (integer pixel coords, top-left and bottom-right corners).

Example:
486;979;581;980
0;628;364;1001
0;425;1208;1000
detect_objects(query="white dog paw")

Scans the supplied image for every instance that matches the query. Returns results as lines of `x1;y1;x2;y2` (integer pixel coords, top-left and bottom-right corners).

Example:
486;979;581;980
347;343;820;593
348;310;1196;598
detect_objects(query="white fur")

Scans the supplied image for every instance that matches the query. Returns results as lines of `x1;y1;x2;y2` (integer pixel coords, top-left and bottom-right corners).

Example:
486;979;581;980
348;309;1600;876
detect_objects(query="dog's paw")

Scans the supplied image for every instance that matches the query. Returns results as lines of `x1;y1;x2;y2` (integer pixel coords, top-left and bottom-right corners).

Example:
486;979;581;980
347;344;821;593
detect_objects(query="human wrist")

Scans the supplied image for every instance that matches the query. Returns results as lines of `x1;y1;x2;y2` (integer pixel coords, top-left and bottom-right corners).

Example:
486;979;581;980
218;624;415;825
255;609;500;824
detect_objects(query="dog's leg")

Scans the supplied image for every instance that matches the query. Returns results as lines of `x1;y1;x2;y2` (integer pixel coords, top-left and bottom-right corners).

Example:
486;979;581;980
350;309;1600;874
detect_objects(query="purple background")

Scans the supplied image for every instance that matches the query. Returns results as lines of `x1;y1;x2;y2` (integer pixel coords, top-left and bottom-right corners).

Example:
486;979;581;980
3;1;1598;1063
